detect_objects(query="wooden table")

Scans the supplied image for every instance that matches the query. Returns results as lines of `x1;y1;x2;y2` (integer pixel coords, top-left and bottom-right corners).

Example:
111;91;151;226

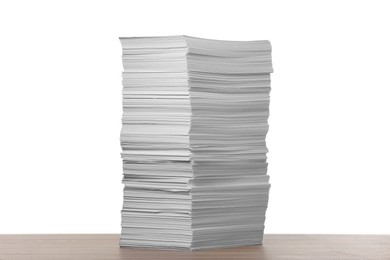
0;234;389;260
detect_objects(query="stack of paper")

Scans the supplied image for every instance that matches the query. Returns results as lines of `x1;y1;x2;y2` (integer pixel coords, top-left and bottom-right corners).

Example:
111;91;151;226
119;36;273;250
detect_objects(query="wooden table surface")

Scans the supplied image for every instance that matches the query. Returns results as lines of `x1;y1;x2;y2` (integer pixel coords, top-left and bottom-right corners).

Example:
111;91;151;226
0;234;389;260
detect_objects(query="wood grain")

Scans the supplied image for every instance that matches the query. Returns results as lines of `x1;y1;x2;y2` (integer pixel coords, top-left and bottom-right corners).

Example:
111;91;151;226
0;234;389;260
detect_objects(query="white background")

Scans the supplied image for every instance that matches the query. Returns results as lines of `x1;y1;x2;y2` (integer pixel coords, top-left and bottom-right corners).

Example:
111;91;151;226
0;0;389;234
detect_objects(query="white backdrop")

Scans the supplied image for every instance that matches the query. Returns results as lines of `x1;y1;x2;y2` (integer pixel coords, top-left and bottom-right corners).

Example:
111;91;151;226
0;0;389;234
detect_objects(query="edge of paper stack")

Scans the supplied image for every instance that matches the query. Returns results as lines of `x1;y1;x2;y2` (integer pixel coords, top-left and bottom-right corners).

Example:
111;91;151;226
119;36;273;250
